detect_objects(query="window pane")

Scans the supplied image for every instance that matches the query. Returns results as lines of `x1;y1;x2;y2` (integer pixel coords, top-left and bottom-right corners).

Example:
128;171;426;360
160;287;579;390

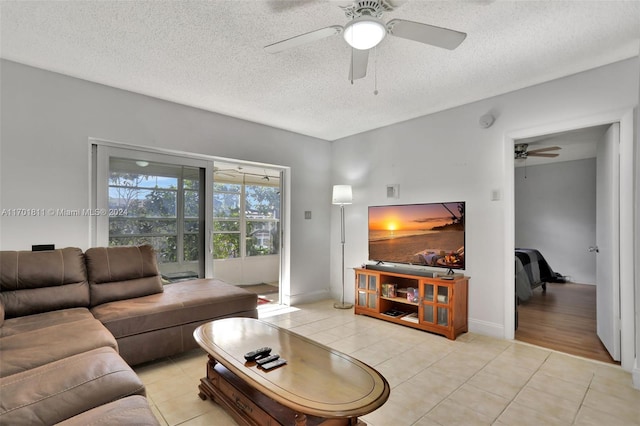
183;234;199;262
184;190;199;218
109;173;177;189
110;218;177;235
214;193;240;218
109;235;177;263
213;183;241;193
212;233;240;259
245;185;280;219
246;221;279;256
213;220;240;232
184;178;199;190
108;158;203;273
108;188;176;217
184;219;199;233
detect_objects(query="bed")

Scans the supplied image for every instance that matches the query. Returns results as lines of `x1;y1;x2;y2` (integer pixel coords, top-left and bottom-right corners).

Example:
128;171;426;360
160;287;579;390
514;248;558;302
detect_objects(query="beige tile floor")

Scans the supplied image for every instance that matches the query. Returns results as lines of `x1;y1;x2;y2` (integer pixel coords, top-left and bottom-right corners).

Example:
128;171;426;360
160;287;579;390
135;300;640;426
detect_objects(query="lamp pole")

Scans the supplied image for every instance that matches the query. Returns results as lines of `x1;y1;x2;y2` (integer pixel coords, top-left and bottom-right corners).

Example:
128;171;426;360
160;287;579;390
333;185;353;310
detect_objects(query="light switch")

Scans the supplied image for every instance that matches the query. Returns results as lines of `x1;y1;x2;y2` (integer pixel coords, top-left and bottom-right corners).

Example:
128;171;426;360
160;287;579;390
305;211;312;219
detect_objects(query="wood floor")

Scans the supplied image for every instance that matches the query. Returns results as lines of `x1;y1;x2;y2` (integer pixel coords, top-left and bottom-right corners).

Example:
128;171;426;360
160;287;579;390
515;282;618;364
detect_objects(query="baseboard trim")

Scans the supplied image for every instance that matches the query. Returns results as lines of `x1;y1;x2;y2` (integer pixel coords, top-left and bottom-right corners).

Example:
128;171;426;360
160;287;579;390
632;362;640;390
468;318;504;339
288;289;331;305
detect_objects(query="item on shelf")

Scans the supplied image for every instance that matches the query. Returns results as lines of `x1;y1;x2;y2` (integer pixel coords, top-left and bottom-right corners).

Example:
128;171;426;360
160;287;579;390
406;287;419;303
381;283;397;298
381;309;406;318
400;313;419;324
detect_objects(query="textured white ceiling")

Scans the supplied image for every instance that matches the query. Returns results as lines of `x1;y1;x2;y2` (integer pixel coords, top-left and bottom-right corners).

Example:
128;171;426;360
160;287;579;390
1;1;639;141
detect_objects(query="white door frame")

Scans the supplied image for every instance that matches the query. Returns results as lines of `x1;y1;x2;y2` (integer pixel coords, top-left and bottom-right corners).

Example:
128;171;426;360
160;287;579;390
503;108;635;371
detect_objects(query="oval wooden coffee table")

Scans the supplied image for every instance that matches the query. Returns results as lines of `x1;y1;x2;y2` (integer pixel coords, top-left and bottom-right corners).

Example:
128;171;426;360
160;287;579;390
194;317;390;426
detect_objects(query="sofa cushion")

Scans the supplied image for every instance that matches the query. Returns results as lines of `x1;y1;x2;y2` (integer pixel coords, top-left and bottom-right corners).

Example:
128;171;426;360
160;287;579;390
0;307;94;338
0;347;145;426
90;279;257;339
85;245;164;306
0;247;89;318
0;310;117;378
56;395;159;426
0;298;4;327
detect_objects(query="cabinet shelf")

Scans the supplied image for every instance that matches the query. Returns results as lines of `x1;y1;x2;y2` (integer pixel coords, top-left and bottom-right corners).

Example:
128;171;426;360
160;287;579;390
354;268;469;340
380;296;419;306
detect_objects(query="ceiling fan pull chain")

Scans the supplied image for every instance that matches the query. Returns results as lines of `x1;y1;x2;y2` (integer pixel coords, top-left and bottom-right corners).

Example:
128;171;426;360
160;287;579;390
351;47;355;85
373;46;379;95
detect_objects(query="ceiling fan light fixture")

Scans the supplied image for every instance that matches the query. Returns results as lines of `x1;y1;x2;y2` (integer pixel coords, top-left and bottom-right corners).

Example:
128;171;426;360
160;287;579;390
343;16;386;50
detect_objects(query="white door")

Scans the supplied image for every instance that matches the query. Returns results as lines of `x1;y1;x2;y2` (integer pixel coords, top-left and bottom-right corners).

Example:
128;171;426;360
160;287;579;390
595;123;620;361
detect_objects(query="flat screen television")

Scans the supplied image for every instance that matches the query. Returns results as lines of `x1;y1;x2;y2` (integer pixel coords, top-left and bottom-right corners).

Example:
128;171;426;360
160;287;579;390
368;202;465;271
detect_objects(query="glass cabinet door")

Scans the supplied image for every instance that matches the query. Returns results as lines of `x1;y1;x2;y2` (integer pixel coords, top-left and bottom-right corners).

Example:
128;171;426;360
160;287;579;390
367;274;377;309
437;307;449;326
437;286;449;304
420;281;451;327
422;304;434;323
358;274;367;289
358;290;367;307
368;275;377;291
356;272;377;311
424;284;434;302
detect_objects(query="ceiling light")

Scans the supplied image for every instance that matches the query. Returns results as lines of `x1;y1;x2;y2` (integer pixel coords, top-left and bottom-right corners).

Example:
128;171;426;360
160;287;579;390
136;161;149;167
343;16;386;50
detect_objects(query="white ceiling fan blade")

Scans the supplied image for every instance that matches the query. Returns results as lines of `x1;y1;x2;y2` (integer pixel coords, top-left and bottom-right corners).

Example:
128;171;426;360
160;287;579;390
527;146;561;154
386;19;466;50
349;48;369;81
265;25;343;53
528;153;559;158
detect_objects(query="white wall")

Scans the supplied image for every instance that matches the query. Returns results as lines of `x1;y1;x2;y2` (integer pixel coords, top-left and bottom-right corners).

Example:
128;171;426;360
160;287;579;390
331;57;639;338
0;59;332;303
515;158;597;284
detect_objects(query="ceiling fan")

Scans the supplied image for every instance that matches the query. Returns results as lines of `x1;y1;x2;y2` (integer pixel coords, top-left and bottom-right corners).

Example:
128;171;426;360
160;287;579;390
514;143;561;160
264;0;467;81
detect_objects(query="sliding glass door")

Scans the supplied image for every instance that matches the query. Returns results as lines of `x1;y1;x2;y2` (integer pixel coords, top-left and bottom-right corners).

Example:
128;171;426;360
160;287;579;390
94;145;212;280
108;158;205;279
93;144;286;299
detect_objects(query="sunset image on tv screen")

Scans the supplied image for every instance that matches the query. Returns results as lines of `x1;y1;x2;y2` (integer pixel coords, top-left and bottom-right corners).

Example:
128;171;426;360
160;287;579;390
368;202;465;269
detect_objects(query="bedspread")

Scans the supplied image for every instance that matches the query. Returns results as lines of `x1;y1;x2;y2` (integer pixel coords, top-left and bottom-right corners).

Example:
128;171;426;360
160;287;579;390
515;248;556;301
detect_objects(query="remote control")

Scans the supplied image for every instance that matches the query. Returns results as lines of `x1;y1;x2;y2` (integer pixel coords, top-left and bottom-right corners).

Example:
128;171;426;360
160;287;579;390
244;347;271;362
256;354;280;366
261;358;287;371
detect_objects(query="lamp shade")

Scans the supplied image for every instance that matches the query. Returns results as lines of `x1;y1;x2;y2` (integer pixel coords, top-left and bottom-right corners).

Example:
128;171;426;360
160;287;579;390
332;185;353;205
343;16;386;50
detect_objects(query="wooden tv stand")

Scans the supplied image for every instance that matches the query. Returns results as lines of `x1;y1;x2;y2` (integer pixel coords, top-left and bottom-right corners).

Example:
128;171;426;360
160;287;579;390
354;268;469;340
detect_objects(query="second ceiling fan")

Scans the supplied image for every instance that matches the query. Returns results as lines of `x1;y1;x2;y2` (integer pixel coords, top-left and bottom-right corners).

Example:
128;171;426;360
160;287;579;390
514;143;562;160
265;0;467;81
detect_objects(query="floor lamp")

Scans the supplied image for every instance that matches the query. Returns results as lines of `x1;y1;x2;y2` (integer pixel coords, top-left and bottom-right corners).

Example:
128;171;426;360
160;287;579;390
333;185;353;309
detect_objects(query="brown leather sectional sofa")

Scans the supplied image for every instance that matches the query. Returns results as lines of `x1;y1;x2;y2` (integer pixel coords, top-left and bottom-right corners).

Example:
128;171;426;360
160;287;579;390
0;245;258;425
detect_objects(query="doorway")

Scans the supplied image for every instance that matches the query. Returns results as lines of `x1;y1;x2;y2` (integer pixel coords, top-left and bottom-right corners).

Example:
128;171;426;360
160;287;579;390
513;125;615;363
212;161;283;305
504;109;635;371
92;140;289;308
